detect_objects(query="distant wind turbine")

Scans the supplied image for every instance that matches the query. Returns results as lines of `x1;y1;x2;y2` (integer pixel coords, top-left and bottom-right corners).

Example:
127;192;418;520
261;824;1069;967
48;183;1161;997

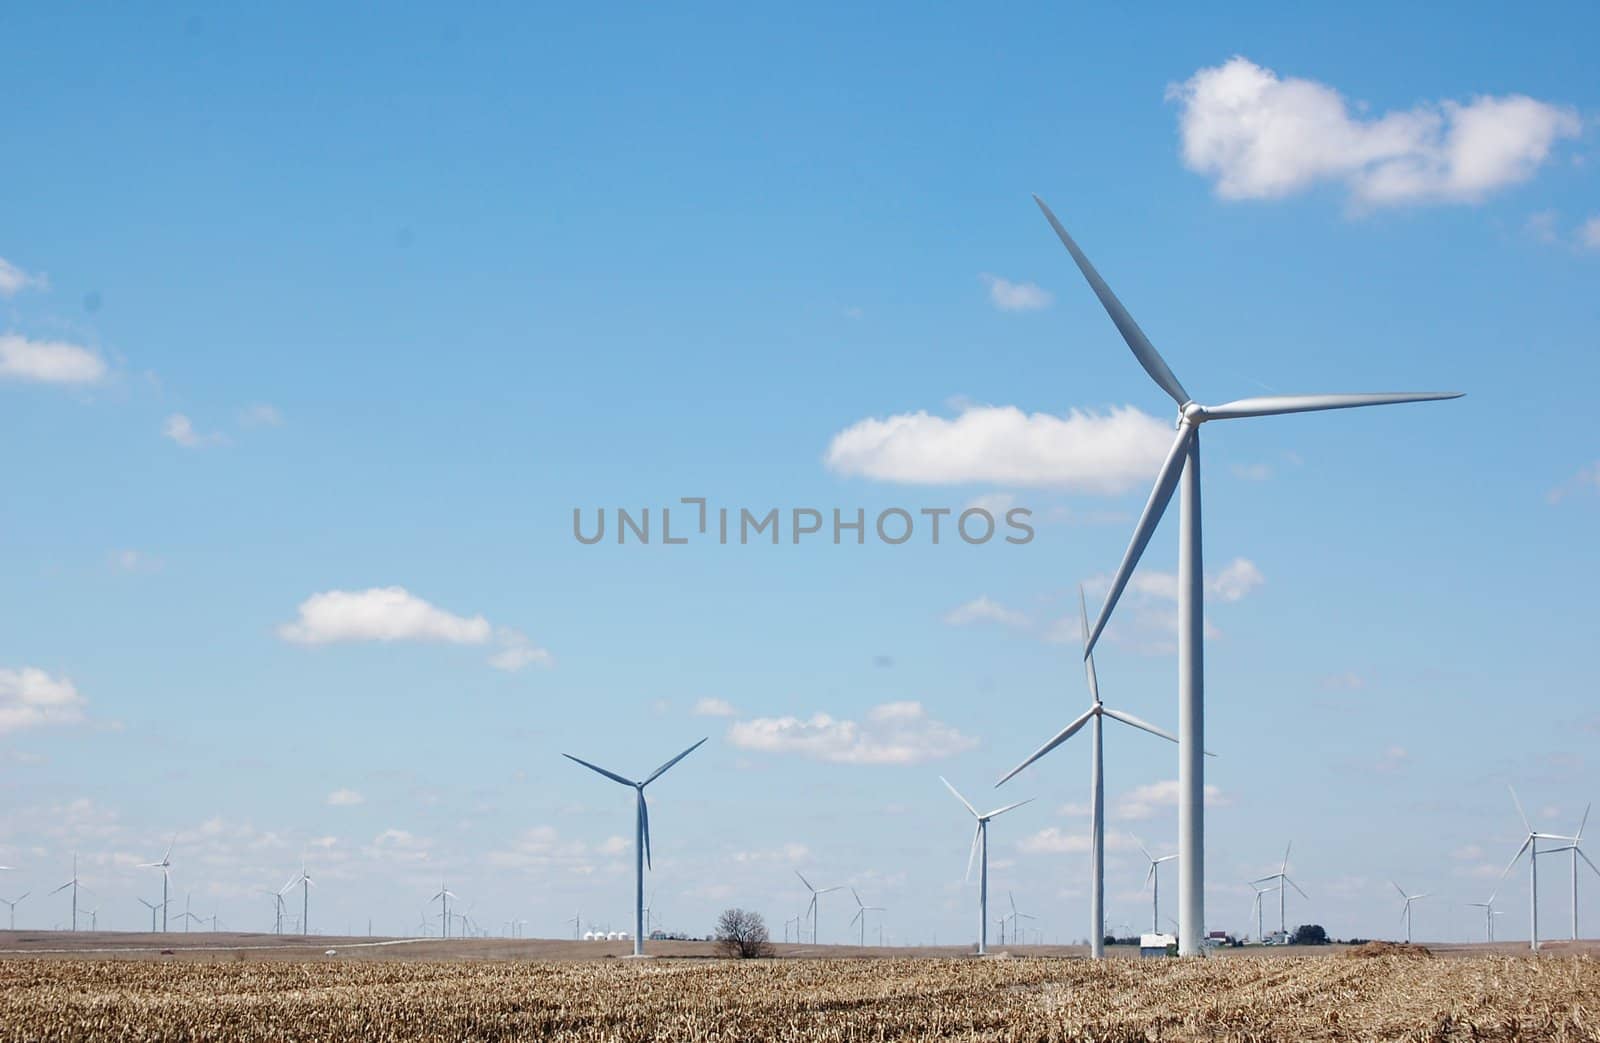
1542;803;1599;941
1132;834;1177;934
1498;784;1576;951
996;584;1182;959
1006;891;1036;946
1464;890;1499;943
431;883;457;939
138;837;175;932
49;854;84;931
563;737;707;957
137;897;163;933
1034;194;1462;955
795;871;841;945
940;777;1031;956
1392;881;1429;944
1;892;28;930
287;860;313;935
1249;844;1308;939
1248;881;1277;942
849;888;884;947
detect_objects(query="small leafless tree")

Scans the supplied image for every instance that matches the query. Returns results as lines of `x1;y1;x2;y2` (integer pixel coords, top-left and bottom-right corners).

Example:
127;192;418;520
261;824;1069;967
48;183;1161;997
715;908;772;958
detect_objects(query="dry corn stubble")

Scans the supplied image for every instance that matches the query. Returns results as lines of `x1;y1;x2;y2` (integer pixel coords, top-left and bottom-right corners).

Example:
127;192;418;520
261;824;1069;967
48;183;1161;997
0;954;1596;1042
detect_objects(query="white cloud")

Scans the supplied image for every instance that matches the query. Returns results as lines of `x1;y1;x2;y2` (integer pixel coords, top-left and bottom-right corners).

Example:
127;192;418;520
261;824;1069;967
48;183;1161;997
1116;780;1230;821
1170;56;1580;208
1582;217;1600;250
1374;745;1409;773
1018;828;1139;855
110;549;162;574
326;789;365;807
979;273;1053;312
0;333;107;384
1208;558;1265;602
943;595;1030;629
487;628;553;672
0;257;47;297
1078;558;1261;654
278;587;492;646
825;405;1172;493
693;697;737;717
162;413;227;449
0;667;88;735
1526;210;1560;244
727;700;977;765
1547;461;1600;504
239;403;283;428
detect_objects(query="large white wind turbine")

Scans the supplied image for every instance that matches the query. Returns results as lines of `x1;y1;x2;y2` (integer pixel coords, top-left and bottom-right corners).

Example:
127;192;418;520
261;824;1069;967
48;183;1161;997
1;892;28;930
287;860;313;935
940;777;1031;956
49;854;84;931
1248;881;1277;943
1249;843;1308;939
996;584;1182;959
138;837;174;932
1498;784;1576;951
1132;835;1177;934
795;871;841;945
563;737;707;957
1034;196;1461;956
1542;804;1599;941
1392;881;1429;944
849;888;884;947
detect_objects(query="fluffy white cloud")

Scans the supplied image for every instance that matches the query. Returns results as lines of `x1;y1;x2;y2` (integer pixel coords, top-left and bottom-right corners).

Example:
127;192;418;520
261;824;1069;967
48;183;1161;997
1547;461;1600;504
162;413;227;449
825;405;1172;493
0;667;88;735
1018;828;1140;855
0;333;107;384
0;257;47;297
979;273;1052;312
693;697;737;717
279;587;492;645
1170;57;1580;208
727;701;977;765
943;595;1030;629
488;628;554;672
1208;558;1265;602
326;789;365;807
1116;780;1229;821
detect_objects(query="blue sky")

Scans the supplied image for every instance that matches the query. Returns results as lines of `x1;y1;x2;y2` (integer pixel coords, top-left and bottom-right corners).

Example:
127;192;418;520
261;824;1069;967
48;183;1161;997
1;3;1597;945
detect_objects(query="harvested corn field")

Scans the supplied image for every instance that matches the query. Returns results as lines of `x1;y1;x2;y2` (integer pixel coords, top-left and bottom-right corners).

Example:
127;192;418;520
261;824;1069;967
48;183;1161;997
1;953;1597;1042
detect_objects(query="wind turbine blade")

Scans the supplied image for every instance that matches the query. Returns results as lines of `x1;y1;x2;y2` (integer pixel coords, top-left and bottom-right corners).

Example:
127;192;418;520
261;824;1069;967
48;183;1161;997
1509;784;1532;834
995;706;1097;786
1144;863;1155;890
852;888;863;909
965;824;981;883
1282;842;1292;875
1578;803;1591;842
1032;195;1189;406
1131;833;1153;861
1497;837;1533;882
940;777;979;818
1079;585;1101;704
795;870;815;892
1578;849;1600;880
1083;424;1195;657
850;909;862;926
163;836;175;863
984;797;1035;820
562;753;635;787
643;737;709;785
1390;880;1407;900
49;881;72;895
1286;876;1309;900
1102;707;1179;745
640;795;652;870
1194;392;1462;422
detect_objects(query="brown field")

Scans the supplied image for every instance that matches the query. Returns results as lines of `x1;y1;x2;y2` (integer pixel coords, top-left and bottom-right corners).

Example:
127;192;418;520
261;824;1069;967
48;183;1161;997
3;933;1599;1041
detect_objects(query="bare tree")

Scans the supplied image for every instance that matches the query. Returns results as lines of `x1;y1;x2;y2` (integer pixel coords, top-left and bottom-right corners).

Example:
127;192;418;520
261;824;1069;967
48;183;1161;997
715;908;772;959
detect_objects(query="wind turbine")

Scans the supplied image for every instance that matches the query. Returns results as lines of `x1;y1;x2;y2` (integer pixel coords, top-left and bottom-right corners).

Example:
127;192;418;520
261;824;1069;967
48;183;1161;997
1006;892;1036;946
1498;784;1576;951
1249;843;1308;939
563;737;707;957
1;892;28;930
1035;195;1462;956
287;860;313;935
1132;835;1177;934
849;888;884;947
1248;881;1277;942
795;871;841;945
940;777;1031;956
49;854;83;931
1464;890;1498;943
1542;804;1599;941
137;897;163;933
432;883;457;939
174;891;202;932
996;583;1182;959
259;884;290;934
138;838;174;932
1392;881;1429;944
